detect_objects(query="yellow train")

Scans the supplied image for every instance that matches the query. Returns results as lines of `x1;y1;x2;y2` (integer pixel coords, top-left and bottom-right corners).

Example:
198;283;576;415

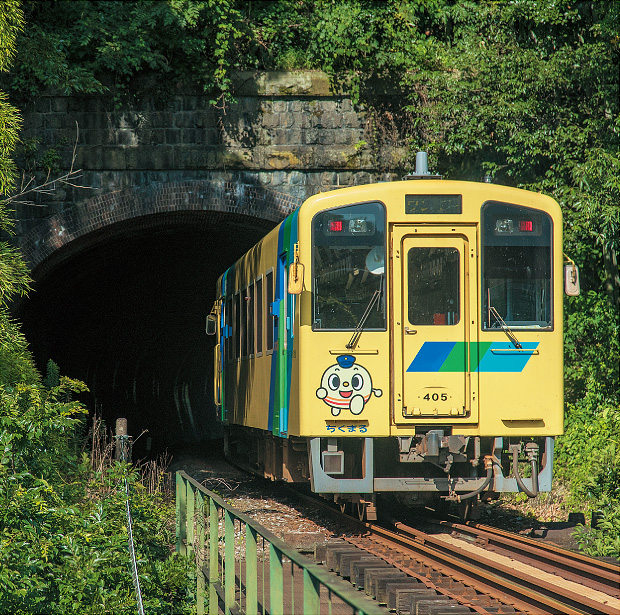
208;159;572;519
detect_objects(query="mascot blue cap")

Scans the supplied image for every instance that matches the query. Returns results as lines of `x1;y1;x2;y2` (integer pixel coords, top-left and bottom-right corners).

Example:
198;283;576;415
336;355;356;368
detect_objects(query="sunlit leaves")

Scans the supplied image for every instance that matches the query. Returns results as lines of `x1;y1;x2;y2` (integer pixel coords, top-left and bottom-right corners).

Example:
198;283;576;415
0;383;192;613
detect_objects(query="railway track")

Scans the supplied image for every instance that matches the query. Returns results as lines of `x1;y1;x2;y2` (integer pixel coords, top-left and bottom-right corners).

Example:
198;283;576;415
429;519;620;598
285;487;620;615
345;517;620;615
219;458;620;613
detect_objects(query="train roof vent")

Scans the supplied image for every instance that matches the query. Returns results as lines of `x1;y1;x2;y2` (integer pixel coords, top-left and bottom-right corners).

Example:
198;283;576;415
403;151;442;180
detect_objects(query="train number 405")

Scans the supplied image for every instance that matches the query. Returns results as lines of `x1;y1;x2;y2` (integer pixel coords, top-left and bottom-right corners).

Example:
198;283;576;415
424;392;448;401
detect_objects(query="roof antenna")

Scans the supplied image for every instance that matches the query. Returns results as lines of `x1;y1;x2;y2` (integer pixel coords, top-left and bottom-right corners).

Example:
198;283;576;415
403;151;442;180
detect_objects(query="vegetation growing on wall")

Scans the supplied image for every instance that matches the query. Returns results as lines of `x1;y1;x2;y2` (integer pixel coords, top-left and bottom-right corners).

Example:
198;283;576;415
2;0;619;556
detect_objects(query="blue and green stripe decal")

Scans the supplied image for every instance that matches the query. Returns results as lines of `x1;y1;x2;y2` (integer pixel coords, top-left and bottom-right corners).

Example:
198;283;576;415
407;342;539;373
268;209;299;437
220;266;232;421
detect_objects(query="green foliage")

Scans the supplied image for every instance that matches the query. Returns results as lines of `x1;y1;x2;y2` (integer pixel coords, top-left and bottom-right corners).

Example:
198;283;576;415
555;401;620;558
0;0;38;389
0;381;193;614
0;0;23;73
10;0;250;106
43;359;60;390
564;291;619;406
573;505;620;559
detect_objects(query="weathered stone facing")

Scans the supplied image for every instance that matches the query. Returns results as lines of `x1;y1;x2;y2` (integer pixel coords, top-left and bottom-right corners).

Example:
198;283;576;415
19;180;300;271
14;71;409;267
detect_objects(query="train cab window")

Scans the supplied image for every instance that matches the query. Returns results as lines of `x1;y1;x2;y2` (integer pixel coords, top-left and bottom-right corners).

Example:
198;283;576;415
482;202;553;329
312;201;386;331
408;248;460;325
265;269;274;353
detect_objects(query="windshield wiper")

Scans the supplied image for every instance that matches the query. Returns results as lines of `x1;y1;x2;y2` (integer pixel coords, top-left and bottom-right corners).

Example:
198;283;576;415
489;305;522;349
346;280;383;349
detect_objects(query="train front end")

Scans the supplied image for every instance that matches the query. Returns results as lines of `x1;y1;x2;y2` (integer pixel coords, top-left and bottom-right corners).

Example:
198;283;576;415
296;180;563;518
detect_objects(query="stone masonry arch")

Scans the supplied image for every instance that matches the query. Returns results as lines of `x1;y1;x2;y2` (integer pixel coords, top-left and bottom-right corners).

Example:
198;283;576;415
18;180;302;276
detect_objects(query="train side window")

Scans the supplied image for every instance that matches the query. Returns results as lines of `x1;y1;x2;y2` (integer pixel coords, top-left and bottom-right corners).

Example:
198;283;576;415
255;276;263;356
266;269;274;353
234;292;241;360
241;287;248;358
482;202;553;330
408;248;460;325
247;283;255;358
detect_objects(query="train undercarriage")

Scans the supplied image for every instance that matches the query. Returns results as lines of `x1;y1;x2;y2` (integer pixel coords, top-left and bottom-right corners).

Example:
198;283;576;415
224;426;554;520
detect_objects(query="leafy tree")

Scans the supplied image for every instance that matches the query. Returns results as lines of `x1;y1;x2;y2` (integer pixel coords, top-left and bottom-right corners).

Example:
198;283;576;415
9;0;249;107
0;0;38;386
43;359;60;390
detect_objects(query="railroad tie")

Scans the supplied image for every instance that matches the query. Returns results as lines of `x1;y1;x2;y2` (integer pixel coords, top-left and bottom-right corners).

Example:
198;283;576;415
374;570;409;602
339;553;377;579
326;546;361;572
385;580;426;609
407;594;450;614
352;561;393;589
315;538;351;563
365;568;407;599
417;599;472;614
391;587;438;614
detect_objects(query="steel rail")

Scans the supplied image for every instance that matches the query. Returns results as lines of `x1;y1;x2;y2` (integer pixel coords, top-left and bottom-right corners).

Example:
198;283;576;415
348;524;588;615
435;519;620;591
284;487;541;613
381;521;619;615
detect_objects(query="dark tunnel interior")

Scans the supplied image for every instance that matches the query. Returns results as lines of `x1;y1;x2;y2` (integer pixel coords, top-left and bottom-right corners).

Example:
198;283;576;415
15;212;274;457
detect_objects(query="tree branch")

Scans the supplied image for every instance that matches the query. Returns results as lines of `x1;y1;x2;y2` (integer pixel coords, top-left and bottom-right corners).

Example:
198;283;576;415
6;121;93;206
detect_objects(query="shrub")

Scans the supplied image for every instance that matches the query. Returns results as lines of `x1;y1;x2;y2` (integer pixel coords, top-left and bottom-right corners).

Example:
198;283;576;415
0;380;193;614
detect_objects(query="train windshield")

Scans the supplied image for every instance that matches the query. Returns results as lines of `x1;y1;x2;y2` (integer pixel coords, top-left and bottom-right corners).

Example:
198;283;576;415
482;202;553;330
312;201;387;331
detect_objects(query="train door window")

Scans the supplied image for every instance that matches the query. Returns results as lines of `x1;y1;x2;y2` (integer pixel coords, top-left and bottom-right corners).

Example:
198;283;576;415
265;269;274;353
225;296;232;362
247;283;255;358
255;276;263;356
312;201;387;330
482;202;553;329
234;292;241;360
408;248;460;325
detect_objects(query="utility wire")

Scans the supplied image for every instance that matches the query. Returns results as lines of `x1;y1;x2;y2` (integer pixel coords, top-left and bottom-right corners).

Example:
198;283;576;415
117;435;145;615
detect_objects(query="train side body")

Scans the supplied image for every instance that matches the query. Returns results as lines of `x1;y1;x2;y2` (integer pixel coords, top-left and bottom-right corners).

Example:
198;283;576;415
212;180;563;506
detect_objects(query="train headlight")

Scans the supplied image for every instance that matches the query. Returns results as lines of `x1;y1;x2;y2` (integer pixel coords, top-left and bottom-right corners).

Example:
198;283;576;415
349;218;369;233
495;218;514;234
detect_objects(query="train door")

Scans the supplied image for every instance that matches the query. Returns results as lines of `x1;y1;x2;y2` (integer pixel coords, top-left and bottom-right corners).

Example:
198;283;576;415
391;226;479;425
269;251;289;436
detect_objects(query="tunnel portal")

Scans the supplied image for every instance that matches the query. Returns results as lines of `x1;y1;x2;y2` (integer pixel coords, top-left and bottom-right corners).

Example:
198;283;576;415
17;210;276;455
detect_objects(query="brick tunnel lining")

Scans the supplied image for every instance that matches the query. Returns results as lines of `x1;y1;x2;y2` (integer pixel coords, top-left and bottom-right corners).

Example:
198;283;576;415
15;211;276;455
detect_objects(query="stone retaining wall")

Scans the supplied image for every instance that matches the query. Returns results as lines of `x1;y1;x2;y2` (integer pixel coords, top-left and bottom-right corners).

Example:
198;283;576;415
14;71;410;267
